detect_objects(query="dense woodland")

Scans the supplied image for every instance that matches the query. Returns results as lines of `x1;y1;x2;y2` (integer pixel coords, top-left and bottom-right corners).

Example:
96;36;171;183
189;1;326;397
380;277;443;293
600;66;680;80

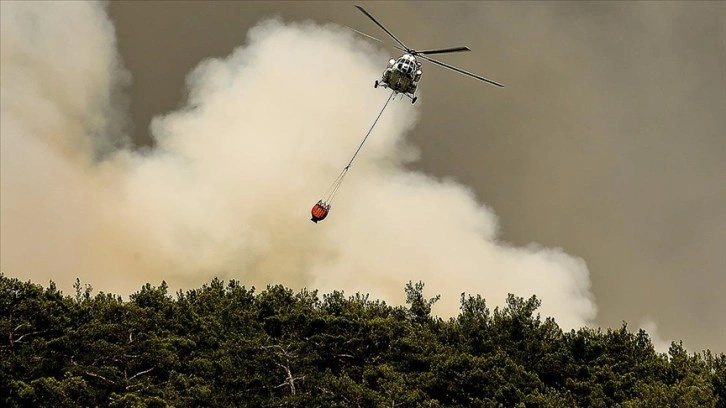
2;273;724;407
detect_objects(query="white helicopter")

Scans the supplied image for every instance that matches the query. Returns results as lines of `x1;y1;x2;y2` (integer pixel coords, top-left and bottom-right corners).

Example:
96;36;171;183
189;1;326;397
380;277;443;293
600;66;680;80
354;5;503;104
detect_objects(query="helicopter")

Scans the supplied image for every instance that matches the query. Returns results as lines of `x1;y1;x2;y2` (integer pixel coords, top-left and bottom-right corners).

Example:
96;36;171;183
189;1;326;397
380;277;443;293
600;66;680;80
354;5;503;104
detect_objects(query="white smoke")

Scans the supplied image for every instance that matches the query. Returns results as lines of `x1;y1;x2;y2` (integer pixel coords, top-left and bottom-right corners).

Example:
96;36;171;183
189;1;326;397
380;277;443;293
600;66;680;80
640;317;673;354
1;1;597;329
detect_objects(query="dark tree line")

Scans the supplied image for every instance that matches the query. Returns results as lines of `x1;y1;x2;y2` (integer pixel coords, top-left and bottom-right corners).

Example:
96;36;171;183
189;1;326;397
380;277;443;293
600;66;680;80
2;273;724;407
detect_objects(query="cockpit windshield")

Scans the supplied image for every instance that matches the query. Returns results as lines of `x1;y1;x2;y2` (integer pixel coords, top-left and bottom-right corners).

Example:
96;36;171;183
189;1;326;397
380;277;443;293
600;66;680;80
397;58;414;74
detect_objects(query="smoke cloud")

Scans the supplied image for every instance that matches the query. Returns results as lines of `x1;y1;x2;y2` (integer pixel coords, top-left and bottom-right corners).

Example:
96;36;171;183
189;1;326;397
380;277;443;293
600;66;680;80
1;1;596;328
640;318;673;354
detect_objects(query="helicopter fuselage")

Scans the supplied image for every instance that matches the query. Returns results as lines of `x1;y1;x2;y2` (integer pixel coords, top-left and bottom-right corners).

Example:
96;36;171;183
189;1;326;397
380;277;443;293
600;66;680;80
376;53;422;103
357;4;503;104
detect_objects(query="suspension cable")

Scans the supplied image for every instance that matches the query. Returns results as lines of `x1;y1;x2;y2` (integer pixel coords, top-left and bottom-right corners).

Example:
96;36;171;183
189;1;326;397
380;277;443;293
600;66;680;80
318;91;395;206
345;91;395;170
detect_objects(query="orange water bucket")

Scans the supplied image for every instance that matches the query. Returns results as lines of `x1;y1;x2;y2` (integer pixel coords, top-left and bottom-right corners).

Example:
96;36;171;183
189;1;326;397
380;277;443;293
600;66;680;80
311;202;330;223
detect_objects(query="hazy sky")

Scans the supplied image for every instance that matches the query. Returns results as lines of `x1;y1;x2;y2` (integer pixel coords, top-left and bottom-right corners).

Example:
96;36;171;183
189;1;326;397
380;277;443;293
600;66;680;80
108;1;726;352
3;1;726;351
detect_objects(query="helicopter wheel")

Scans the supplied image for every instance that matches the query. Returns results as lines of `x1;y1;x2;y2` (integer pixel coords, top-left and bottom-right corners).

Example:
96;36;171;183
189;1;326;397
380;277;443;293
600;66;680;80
374;80;379;88
411;96;418;104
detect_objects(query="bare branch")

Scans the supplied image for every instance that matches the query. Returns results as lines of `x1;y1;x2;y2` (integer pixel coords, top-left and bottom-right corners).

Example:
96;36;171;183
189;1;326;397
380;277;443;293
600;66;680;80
263;342;307;396
128;367;154;382
15;329;49;343
13;323;30;332
261;344;298;359
274;362;304;395
84;371;114;384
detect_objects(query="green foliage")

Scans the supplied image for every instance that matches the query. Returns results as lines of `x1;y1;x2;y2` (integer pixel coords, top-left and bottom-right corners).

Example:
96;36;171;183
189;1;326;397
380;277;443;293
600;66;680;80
1;273;723;407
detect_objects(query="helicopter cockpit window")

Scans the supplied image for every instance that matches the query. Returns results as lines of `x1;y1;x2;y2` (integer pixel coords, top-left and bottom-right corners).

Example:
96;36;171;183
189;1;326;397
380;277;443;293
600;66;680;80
401;61;412;74
396;58;415;74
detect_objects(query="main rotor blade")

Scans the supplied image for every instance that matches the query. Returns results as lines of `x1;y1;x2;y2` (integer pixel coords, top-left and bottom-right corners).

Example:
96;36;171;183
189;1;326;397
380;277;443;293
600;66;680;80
355;5;409;51
343;25;383;42
417;46;471;55
418;54;504;88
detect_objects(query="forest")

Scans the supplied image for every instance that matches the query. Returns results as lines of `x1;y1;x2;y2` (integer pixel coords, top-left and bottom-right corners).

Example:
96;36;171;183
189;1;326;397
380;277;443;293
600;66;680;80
2;273;724;407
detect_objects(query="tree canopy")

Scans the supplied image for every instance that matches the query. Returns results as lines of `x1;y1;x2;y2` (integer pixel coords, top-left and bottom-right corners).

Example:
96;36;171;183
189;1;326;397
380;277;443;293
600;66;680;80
2;273;724;407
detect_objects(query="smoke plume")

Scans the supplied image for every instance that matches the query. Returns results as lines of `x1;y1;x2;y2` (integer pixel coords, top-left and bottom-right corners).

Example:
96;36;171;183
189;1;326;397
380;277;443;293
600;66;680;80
640;318;673;354
1;1;596;328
